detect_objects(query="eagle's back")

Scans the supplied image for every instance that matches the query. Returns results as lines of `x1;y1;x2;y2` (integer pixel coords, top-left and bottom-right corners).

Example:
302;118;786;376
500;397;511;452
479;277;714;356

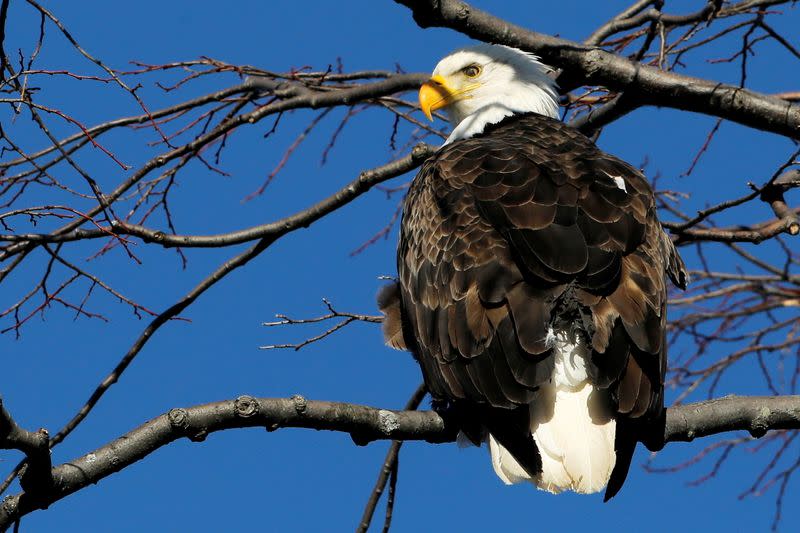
381;112;686;496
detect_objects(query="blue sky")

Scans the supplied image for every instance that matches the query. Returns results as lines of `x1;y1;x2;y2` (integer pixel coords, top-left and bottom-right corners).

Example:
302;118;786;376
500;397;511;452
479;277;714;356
2;1;798;531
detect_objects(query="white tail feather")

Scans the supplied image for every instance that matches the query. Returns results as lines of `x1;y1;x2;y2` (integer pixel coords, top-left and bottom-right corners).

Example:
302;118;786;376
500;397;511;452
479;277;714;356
489;434;529;485
488;327;617;494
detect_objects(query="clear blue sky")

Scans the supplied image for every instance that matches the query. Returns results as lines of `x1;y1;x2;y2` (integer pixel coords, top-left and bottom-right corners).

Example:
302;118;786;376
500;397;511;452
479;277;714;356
2;1;798;531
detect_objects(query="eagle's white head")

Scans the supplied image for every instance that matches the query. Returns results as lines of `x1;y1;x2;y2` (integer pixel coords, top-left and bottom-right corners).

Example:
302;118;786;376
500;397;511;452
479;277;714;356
419;44;559;144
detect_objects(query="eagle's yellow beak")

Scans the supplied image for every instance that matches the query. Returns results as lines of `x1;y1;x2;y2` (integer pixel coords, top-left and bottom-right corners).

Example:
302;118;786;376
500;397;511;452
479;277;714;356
419;74;455;121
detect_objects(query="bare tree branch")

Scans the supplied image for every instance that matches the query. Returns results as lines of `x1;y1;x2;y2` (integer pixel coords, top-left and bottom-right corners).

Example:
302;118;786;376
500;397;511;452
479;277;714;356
0;394;798;530
2;1;799;530
663;395;800;443
51;142;434;442
0;74;430;262
0;144;435;249
393;0;800;139
0;144;435;498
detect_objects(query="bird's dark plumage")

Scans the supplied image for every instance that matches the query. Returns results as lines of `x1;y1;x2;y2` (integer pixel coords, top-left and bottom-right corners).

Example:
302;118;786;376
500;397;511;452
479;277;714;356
380;111;686;496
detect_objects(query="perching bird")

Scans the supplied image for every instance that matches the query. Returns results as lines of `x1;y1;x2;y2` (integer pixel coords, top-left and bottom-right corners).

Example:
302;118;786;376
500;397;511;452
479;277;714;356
378;44;687;499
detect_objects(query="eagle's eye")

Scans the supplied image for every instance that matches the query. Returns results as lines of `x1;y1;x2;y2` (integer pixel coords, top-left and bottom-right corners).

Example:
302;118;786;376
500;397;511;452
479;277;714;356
462;64;482;78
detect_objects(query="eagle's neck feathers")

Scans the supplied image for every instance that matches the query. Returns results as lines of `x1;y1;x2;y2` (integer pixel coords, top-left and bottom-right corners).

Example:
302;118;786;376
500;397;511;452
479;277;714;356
446;104;519;144
444;78;559;144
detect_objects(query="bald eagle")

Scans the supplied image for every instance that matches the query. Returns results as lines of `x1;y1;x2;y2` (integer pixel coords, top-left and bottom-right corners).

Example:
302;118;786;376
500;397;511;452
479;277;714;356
378;44;687;499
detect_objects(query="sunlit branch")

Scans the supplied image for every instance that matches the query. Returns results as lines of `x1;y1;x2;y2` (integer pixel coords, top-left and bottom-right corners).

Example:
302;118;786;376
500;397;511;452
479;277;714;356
1;394;798;530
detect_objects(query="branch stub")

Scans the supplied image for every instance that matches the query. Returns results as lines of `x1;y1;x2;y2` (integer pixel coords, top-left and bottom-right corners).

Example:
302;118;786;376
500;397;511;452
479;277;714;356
234;396;259;418
167;408;189;430
291;394;307;415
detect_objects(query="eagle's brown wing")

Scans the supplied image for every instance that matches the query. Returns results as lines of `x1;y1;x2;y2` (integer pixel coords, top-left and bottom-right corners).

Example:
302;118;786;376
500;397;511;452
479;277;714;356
379;114;686;485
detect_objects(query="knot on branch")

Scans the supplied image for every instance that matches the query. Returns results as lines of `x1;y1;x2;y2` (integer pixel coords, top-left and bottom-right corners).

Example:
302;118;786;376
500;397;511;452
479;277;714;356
582;49;608;80
411;142;434;160
748;406;772;438
1;496;16;516
234;396;259;418
291;394;307;415
452;1;470;21
168;408;207;441
167;408;189;430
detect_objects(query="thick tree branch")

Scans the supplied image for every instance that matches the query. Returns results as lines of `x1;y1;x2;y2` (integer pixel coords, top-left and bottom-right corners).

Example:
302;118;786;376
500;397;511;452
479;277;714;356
664;395;800;443
394;0;800;139
1;394;798;530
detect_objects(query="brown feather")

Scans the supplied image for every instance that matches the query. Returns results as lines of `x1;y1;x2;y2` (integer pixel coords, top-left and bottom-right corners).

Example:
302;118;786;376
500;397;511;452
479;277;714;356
377;283;408;351
617;357;643;414
386;112;687;496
